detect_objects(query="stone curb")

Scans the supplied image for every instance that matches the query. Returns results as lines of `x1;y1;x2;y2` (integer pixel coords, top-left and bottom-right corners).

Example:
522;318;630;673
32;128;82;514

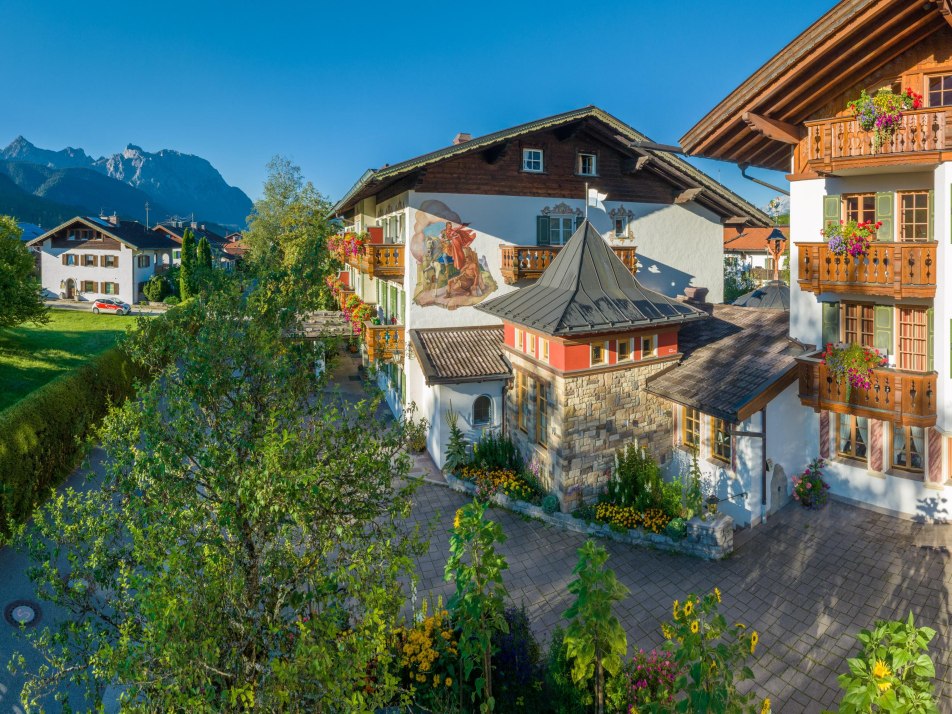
442;473;733;560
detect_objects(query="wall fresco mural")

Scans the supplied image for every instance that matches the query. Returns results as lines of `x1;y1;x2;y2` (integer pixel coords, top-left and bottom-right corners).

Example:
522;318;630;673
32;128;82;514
411;199;497;310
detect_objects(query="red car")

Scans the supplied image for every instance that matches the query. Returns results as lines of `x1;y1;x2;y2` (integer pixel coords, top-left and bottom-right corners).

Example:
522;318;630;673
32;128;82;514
91;298;131;316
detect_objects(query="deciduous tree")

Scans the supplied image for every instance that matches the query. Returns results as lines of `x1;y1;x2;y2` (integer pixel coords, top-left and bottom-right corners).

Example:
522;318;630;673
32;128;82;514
0;216;48;329
12;289;425;712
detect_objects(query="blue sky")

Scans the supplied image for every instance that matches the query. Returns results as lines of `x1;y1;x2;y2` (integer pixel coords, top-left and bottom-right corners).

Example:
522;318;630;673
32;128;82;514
1;0;833;208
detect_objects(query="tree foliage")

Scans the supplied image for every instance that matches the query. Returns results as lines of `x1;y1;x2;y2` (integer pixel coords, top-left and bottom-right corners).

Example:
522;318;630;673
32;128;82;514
12;288;426;712
0;215;48;329
244;156;338;313
445;500;510;712
563;540;629;714
179;227;196;300
197;235;213;269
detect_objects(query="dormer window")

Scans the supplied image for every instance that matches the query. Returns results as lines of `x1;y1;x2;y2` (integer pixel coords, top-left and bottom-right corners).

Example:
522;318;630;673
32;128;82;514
614;215;628;237
577;153;597;176
522;149;543;173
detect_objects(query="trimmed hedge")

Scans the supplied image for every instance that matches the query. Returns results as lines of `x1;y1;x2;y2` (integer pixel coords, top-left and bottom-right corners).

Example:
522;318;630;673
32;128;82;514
0;346;148;533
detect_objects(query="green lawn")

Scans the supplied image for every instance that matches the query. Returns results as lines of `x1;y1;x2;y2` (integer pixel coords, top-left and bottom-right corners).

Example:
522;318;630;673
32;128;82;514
0;310;136;412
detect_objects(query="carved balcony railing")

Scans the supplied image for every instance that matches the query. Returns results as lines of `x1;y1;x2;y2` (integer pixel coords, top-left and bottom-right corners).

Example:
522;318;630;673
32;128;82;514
797;108;951;173
797;351;937;428
363;322;404;362
796;241;936;299
500;245;637;284
336;285;355;309
360;244;405;279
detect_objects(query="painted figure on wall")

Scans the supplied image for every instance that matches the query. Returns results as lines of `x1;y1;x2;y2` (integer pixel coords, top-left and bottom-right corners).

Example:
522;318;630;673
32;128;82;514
412;199;497;309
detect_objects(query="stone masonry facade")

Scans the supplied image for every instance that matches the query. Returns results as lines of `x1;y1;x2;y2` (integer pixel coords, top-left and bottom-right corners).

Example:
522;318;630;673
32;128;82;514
506;351;675;512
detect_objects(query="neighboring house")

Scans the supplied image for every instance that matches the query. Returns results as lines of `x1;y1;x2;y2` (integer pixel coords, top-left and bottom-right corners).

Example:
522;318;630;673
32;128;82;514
18;222;44;272
332;106;768;468
222;232;247;261
682;0;952;521
28;215;178;304
645;304;811;527
723;226;789;285
153;221;237;269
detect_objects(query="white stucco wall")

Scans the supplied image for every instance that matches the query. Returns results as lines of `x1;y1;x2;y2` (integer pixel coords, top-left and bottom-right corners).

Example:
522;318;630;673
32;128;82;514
765;382;816;516
933;163;952;433
38;241;139;304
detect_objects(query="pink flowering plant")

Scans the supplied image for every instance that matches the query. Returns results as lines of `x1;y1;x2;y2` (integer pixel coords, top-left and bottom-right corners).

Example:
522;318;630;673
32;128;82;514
606;648;680;712
822;219;881;258
327;232;368;260
822;342;887;397
848;87;924;150
792;458;830;510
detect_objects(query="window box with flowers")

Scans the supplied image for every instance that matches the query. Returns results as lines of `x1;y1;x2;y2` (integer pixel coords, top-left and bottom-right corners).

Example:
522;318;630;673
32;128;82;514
821;219;882;259
847;87;924;151
821;342;887;398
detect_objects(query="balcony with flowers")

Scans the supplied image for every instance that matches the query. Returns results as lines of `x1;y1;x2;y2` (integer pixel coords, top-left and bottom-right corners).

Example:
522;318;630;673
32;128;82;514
329;228;405;281
796;219;936;300
796;87;950;174
797;343;937;428
500;244;638;284
362;320;404;363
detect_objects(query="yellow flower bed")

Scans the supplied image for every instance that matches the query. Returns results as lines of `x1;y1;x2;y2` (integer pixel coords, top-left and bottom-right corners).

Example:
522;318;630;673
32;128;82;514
393;601;457;696
459;466;538;502
594;502;641;529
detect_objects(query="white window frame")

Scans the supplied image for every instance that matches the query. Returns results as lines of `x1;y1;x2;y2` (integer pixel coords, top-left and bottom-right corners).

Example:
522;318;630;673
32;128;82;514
578;153;597;176
539;338;549;363
549;216;576;245
617;337;633;361
526;333;536;358
522;148;543;173
514;328;523;352
613;215;628;237
590;341;608;366
640;334;657;359
472;395;493;428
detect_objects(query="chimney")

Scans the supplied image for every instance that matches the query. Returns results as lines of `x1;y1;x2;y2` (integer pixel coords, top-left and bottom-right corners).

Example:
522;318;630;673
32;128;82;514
680;287;713;315
200;224;205;231
108;213;119;226
191;221;198;229
453;132;472;145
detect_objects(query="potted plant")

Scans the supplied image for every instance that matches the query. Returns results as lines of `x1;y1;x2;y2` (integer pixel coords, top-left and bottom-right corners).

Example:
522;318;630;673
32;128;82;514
792;458;830;509
705;494;719;517
821;219;881;258
821;342;887;398
847;87;923;151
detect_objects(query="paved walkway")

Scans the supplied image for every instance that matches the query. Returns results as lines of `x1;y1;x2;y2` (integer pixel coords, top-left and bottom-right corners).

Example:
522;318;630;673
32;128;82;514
408;482;952;713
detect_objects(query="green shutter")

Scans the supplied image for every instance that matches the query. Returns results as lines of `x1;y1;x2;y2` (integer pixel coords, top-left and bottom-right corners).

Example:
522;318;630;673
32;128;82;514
822;302;840;346
927;307;934;372
874;306;893;355
536;215;550;246
575;215;584;231
823;194;841;235
928;189;935;241
875;191;894;242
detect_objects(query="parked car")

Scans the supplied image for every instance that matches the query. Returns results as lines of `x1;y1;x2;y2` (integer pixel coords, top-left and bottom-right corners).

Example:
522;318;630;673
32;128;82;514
91;298;131;315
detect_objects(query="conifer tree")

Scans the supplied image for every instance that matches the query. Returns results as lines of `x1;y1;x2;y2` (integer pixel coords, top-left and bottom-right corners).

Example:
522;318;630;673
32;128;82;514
179;228;196;299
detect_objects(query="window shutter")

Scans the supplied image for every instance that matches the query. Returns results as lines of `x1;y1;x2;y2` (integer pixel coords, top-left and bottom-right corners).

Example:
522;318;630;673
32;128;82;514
575;215;584;231
93;255;99;267
874;305;893;356
875;191;894;242
823;194;841;231
928;189;935;241
927;307;934;372
93;281;99;292
62;254;68;266
536;215;550;246
821;302;840;346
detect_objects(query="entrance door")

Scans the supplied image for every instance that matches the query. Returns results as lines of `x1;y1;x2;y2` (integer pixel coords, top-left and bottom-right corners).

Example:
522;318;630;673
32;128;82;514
65;279;75;299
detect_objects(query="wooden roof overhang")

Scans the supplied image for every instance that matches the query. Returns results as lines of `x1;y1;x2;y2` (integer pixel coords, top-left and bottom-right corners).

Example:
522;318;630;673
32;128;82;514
680;0;950;171
335;107;770;226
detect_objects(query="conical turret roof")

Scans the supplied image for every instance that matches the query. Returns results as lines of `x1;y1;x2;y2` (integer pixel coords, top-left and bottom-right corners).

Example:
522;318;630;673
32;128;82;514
477;220;706;336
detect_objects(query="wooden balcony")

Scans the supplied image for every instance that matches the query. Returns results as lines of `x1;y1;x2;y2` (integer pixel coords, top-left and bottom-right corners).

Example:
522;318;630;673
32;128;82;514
348;244;405;280
796;108;952;174
796;241;936;300
797;352;937;428
335;285;355;309
500;245;637;284
363;322;404;362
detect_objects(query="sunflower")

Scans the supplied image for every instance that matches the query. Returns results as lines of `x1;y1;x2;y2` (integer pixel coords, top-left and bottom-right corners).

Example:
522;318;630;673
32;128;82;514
713;587;722;603
872;659;891;680
453;509;462;529
672;599;681;620
690;620;700;634
761;698;771;714
683;600;694;617
750;630;759;654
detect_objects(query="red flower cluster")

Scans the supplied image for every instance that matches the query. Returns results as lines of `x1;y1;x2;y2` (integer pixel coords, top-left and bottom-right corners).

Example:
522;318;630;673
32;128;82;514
905;87;924;110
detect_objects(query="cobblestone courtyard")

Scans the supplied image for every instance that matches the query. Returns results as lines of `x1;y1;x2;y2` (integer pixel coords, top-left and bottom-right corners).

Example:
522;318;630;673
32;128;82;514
408;479;952;713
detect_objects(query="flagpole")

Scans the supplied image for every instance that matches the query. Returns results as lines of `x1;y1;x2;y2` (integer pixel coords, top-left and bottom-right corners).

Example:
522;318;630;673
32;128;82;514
584;182;589;221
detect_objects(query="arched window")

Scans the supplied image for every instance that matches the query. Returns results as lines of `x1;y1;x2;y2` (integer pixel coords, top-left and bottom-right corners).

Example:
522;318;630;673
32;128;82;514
473;395;492;427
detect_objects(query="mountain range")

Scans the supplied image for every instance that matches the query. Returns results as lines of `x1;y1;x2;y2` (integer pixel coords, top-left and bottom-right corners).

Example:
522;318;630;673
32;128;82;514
0;137;253;231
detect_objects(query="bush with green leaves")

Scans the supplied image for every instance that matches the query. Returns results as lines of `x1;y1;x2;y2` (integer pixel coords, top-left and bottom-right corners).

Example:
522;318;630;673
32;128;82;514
443;407;469;474
836;612;938;713
543;626;593;714
472;430;523;472
682;444;705;520
142;274;170;303
404;404;429;453
445;500;510;712
563;540;629;714
607;445;681;518
542;494;560;514
653;589;764;713
492;605;544;711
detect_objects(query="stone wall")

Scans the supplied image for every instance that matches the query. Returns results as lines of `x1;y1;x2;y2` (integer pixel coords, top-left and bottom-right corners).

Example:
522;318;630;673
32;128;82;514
506;352;676;511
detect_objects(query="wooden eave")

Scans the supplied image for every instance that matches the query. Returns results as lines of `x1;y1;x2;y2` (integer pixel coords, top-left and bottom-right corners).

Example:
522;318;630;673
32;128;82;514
680;0;947;170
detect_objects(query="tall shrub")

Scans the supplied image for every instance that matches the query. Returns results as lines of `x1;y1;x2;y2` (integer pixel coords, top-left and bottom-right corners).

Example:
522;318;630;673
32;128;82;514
0;347;145;533
179;228;196;300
